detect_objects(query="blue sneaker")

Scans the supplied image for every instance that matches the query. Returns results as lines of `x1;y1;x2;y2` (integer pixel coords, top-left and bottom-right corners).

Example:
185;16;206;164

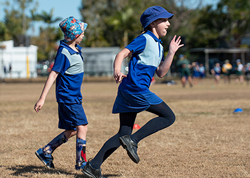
35;148;54;169
75;161;86;170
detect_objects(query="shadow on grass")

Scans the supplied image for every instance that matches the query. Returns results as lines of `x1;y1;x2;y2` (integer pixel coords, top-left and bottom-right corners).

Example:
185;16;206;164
7;165;75;176
7;165;120;177
75;174;120;178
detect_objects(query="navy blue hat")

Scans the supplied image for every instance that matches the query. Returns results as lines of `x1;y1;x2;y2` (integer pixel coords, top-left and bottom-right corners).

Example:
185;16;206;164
140;6;174;29
179;54;184;58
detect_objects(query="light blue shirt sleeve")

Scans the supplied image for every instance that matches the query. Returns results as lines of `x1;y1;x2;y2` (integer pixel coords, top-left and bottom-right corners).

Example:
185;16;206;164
52;48;70;74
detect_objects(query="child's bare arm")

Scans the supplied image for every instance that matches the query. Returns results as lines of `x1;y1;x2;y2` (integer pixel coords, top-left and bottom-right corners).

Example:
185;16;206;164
113;48;131;83
156;35;184;78
34;71;59;113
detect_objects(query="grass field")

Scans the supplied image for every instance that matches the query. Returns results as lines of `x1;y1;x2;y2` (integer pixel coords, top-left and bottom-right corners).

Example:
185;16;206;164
0;79;250;178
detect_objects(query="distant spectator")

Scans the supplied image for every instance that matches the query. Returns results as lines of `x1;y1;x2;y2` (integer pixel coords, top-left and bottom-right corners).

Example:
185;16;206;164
244;63;250;85
3;65;7;77
176;54;193;87
235;59;244;84
191;62;200;85
9;63;12;78
199;63;205;80
211;62;221;85
222;59;232;83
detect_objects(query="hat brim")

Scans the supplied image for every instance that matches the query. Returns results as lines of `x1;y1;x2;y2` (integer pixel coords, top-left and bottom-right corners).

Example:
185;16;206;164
83;23;88;30
143;11;174;29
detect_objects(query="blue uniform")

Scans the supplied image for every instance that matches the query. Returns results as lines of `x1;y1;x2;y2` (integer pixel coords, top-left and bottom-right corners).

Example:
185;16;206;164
113;31;164;113
214;66;221;76
192;67;200;77
52;41;88;130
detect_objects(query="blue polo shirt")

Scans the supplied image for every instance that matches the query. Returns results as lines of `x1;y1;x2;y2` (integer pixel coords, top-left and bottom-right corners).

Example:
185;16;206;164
119;31;164;94
112;31;164;113
52;41;84;104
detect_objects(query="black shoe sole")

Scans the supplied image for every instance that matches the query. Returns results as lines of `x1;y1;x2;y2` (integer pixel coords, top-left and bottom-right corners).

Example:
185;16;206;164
119;137;140;164
82;170;96;178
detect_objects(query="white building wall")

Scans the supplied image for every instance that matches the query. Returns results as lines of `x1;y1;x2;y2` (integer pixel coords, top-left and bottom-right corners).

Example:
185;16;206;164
0;40;38;79
81;47;125;76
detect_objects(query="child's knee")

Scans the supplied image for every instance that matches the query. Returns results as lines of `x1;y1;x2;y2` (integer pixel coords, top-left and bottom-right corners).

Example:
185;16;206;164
168;112;175;125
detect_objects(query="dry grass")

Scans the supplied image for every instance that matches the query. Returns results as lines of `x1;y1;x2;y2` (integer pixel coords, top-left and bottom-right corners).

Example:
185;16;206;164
0;79;250;178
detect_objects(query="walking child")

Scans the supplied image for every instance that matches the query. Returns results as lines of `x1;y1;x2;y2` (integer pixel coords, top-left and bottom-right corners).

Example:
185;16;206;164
82;6;184;178
34;16;88;170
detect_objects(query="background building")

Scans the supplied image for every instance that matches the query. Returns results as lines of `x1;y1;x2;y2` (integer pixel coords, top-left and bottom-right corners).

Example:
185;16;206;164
81;47;125;77
0;40;38;79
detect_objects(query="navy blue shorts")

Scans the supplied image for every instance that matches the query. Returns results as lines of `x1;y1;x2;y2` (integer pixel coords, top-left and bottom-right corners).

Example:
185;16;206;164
58;103;88;130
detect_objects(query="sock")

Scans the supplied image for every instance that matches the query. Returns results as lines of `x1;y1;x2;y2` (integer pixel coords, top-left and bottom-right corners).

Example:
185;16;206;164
76;138;86;166
43;132;68;154
81;146;87;162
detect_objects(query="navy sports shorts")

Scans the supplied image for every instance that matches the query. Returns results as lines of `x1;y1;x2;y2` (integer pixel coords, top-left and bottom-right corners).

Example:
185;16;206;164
58;102;88;130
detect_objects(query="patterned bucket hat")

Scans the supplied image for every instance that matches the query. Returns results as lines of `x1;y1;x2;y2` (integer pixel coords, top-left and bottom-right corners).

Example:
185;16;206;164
59;16;88;42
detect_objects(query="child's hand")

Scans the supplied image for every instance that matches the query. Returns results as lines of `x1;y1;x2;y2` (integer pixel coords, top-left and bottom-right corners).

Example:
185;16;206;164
169;35;184;54
114;71;127;83
34;99;44;113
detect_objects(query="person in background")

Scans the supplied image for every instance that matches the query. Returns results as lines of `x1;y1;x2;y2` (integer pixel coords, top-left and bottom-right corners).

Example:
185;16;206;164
211;62;221;85
3;65;7;78
199;63;205;82
235;59;244;84
222;59;232;83
9;63;12;78
244;63;250;85
177;54;193;87
191;62;200;85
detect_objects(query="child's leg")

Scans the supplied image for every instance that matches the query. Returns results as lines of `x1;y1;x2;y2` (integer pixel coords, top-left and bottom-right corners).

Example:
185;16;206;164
76;124;88;166
43;130;75;154
36;130;75;169
64;130;77;139
89;113;136;169
118;102;175;164
131;101;175;144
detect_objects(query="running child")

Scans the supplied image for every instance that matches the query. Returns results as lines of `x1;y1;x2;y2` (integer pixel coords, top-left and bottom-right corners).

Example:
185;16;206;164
34;16;88;170
82;6;184;178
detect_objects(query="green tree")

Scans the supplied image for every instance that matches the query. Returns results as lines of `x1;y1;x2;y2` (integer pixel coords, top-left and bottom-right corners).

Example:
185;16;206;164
32;27;62;61
79;0;108;47
219;0;250;47
36;9;62;28
79;0;199;51
191;0;250;48
3;0;38;45
0;22;11;41
105;7;138;47
32;9;62;61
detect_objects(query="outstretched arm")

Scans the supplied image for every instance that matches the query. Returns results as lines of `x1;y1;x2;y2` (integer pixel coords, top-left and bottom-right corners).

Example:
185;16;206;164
34;70;59;113
156;35;184;78
113;48;132;83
